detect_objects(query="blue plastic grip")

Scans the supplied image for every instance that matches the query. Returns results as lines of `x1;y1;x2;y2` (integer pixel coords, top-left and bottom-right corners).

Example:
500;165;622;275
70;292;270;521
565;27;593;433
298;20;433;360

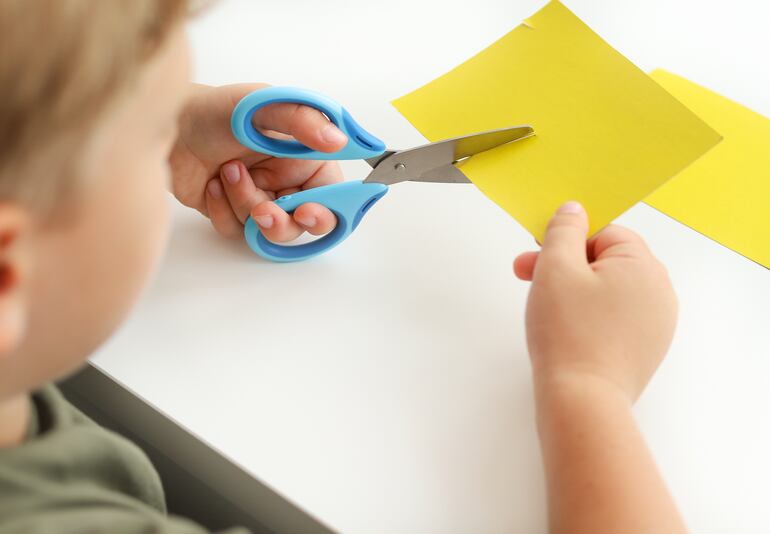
231;86;386;160
244;181;388;262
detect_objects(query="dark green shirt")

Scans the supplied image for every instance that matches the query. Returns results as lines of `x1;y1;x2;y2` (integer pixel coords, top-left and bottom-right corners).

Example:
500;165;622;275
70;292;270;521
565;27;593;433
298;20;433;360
0;385;248;533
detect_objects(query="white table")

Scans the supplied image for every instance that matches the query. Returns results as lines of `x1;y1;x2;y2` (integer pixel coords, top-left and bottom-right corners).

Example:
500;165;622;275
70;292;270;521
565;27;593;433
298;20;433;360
73;1;770;532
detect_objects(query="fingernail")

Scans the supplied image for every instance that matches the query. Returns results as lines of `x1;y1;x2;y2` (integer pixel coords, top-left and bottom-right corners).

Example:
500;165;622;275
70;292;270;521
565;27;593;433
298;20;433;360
321;124;347;145
207;179;223;199
254;214;274;229
222;162;240;184
558;201;583;214
296;215;316;228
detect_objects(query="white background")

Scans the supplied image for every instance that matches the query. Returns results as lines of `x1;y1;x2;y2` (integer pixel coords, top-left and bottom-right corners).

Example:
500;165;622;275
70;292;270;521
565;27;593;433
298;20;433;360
92;1;770;532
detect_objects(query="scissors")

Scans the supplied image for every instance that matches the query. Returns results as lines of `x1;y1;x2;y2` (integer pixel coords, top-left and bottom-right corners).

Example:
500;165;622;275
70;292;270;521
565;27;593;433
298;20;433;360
230;86;534;262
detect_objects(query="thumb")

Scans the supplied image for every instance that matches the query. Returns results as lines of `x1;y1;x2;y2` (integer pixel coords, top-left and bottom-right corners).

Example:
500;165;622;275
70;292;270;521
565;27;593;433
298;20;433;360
539;201;590;266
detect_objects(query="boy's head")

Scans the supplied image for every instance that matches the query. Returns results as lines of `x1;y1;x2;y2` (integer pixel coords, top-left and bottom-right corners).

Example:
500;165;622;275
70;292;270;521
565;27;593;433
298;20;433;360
0;1;191;400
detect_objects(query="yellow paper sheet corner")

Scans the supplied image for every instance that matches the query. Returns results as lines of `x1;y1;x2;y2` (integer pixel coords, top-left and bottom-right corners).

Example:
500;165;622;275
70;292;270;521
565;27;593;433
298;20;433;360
646;70;770;269
392;0;721;242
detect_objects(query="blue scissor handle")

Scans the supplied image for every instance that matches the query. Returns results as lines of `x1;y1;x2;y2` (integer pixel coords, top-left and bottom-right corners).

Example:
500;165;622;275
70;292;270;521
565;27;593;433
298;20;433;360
244;180;388;262
231;86;386;160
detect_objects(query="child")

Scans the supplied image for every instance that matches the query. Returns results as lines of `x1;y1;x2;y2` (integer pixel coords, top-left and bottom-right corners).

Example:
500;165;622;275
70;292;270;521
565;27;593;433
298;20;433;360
0;1;683;533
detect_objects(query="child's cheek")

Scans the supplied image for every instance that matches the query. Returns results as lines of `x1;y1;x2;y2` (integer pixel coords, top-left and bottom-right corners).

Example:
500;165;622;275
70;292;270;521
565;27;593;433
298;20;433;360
149;193;172;276
133;165;173;287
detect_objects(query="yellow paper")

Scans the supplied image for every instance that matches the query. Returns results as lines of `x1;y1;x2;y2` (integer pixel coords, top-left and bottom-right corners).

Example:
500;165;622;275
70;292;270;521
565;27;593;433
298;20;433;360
392;0;721;241
646;70;770;269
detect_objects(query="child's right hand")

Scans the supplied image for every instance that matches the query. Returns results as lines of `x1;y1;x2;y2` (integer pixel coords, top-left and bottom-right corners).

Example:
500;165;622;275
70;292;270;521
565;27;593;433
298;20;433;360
514;201;678;403
170;84;346;242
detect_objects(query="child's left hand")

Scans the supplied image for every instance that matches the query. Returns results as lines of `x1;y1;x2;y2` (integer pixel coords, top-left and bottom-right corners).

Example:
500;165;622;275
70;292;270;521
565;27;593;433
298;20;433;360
169;83;347;241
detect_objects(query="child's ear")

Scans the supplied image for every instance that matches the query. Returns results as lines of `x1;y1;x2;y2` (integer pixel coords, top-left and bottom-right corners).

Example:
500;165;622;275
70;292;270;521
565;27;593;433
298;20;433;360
0;204;29;360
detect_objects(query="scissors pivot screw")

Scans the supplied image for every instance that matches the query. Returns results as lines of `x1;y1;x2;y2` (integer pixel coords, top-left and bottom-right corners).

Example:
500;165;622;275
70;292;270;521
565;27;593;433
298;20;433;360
394;163;406;172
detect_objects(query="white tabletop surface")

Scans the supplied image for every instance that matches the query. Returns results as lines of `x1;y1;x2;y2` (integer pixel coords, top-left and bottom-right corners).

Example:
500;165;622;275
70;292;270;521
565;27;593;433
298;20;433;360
92;1;770;532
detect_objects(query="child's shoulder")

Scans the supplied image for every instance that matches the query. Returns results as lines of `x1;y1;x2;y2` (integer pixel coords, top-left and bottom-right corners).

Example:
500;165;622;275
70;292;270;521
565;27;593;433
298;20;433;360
0;384;193;532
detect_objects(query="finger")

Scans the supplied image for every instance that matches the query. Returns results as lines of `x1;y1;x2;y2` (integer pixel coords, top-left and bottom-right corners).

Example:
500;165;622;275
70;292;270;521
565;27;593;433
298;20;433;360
587;224;651;262
247;158;342;193
250;201;305;243
284;159;345;207
205;178;243;239
289;162;342;235
513;251;539;281
539;201;590;266
302;161;344;189
220;160;272;224
253;103;348;153
293;203;337;236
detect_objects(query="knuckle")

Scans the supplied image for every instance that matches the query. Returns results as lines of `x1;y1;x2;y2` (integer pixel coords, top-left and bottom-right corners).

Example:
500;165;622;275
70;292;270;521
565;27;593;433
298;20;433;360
613;225;646;247
234;196;255;215
290;104;320;130
542;250;575;270
543;225;578;247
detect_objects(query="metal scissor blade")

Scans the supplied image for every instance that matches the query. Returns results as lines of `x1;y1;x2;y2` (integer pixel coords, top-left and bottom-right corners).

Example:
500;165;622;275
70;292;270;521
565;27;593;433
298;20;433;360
364;151;395;169
417;164;471;184
363;125;534;186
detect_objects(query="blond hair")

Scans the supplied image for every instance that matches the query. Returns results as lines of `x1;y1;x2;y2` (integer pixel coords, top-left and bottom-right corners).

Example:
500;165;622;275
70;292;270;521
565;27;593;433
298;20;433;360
0;0;189;209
